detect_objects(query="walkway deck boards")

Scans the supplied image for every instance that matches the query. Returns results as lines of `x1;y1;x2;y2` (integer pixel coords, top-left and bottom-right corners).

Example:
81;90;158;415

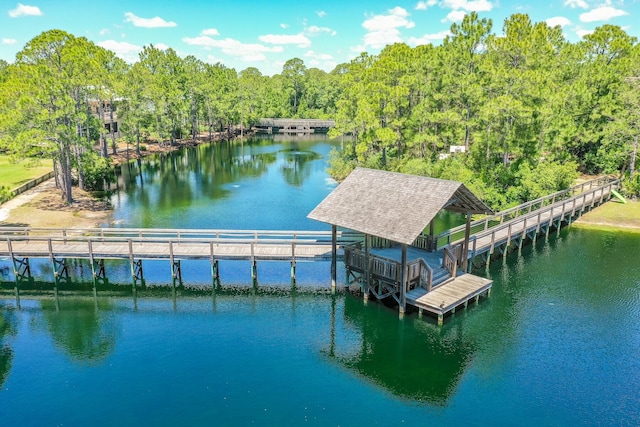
406;273;492;315
0;240;335;261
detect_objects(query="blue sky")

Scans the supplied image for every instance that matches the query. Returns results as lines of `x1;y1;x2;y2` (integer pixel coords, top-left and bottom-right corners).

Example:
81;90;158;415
1;0;639;75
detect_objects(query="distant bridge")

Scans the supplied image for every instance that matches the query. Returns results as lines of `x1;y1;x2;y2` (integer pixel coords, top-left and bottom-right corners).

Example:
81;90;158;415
254;118;335;134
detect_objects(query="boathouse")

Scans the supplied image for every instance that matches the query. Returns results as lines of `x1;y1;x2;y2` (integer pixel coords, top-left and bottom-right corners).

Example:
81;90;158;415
308;167;494;322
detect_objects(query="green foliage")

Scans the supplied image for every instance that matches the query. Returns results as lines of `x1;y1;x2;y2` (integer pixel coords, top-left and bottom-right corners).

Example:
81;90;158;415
1;19;638;208
508;160;580;202
78;153;112;191
326;147;356;181
0;186;13;204
622;173;640;197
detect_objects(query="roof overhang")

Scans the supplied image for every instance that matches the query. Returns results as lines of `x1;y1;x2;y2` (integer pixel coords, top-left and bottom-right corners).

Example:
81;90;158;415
308;167;492;245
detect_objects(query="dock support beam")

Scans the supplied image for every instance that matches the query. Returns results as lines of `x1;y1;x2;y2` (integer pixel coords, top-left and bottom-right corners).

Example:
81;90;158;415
330;225;337;293
462;211;471;273
399;243;407;316
210;242;220;289
249;242;258;286
291;242;296;289
363;234;370;300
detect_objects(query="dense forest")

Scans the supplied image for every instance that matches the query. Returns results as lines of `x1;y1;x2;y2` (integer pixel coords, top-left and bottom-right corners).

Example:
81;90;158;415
0;12;638;209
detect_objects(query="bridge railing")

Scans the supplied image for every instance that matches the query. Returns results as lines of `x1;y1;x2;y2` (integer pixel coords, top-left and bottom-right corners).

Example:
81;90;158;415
464;178;620;256
0;227;363;244
429;176;619;250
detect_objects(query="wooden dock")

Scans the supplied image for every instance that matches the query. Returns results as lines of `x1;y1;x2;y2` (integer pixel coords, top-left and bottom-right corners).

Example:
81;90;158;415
0;176;620;324
406;274;492;325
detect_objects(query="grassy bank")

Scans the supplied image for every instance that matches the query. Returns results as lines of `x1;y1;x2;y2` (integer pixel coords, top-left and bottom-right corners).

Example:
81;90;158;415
0;155;53;189
574;199;640;233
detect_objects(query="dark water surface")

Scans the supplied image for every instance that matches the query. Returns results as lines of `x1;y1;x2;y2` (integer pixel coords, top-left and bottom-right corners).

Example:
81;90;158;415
1;136;639;425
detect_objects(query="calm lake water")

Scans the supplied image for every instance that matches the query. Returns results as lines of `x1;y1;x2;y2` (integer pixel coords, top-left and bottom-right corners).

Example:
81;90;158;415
1;135;639;425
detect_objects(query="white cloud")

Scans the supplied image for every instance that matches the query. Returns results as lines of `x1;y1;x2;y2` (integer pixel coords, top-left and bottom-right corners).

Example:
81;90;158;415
441;0;493;12
316;10;327;18
442;10;467;22
350;44;367;53
304;50;334;60
415;0;438;10
408;30;451;45
8;3;42;17
97;40;142;63
564;0;589;9
576;28;594;38
280;23;288;29
546;16;572;27
124;12;177;28
2;38;17;44
99;28;110;36
305;25;337;37
183;36;283;61
363;7;414;32
259;34;311;48
361;7;415;49
579;6;628;23
154;43;170;50
201;28;219;36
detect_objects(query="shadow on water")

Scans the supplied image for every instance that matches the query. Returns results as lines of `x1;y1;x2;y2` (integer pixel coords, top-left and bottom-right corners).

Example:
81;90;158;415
325;294;476;406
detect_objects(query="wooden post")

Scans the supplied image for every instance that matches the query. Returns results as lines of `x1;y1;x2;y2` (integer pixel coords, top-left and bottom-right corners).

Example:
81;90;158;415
331;225;337;293
290;242;296;289
364;234;370;299
250;242;258;286
7;239;21;309
399;243;407;315
462;211;471;272
209;241;220;289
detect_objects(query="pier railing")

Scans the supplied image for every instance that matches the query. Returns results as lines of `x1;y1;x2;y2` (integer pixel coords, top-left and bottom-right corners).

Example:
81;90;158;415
462;178;619;258
0;226;362;241
343;246;434;292
429;176;619;250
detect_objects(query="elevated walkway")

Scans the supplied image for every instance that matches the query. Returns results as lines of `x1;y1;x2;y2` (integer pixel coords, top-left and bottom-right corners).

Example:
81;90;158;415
254;118;335;134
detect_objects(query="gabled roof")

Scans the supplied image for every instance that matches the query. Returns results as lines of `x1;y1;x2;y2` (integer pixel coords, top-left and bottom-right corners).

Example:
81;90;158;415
308;167;492;245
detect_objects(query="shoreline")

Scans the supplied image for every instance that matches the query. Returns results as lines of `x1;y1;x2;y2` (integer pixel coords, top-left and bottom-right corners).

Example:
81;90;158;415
0;133;243;229
1;143;639;232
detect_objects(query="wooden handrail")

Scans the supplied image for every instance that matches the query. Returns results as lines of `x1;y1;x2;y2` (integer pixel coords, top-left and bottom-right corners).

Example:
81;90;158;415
428;177;619;250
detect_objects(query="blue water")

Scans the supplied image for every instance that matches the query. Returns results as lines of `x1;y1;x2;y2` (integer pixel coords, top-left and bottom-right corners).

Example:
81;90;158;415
1;136;639;425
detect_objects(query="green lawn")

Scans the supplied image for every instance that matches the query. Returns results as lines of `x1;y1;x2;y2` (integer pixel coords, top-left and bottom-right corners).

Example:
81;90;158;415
0;155;53;189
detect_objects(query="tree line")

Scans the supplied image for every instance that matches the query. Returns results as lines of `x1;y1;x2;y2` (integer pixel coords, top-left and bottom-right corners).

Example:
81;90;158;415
0;12;639;208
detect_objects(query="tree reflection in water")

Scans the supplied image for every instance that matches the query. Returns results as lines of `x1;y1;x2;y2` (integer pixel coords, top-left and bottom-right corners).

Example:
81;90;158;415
40;298;118;364
0;306;17;388
326;295;476;406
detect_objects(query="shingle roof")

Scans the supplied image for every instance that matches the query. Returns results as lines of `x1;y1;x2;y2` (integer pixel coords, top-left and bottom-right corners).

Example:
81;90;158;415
308;167;492;245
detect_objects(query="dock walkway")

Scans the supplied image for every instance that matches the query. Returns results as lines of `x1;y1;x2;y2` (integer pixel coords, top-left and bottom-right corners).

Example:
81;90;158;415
0;176;620;324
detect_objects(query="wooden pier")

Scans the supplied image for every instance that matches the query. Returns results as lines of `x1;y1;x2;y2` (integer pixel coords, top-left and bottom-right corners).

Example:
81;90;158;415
0;174;620;324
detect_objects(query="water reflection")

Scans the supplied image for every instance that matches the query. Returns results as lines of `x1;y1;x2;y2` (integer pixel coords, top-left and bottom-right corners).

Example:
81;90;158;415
40;298;118;364
327;295;476;405
108;135;339;230
0;307;16;387
279;148;321;187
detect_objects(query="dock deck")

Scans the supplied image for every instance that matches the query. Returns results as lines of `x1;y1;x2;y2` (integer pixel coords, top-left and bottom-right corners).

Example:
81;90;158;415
406;273;492;324
370;245;493;323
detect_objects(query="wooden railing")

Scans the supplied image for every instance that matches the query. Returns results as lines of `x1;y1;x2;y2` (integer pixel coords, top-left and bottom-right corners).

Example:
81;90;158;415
462;178;620;257
0;226;363;243
344;246;433;292
425;176;619;250
442;247;457;278
407;258;433;292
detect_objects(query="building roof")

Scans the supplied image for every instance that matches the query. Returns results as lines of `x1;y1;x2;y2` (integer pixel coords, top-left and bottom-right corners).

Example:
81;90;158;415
307;167;493;245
